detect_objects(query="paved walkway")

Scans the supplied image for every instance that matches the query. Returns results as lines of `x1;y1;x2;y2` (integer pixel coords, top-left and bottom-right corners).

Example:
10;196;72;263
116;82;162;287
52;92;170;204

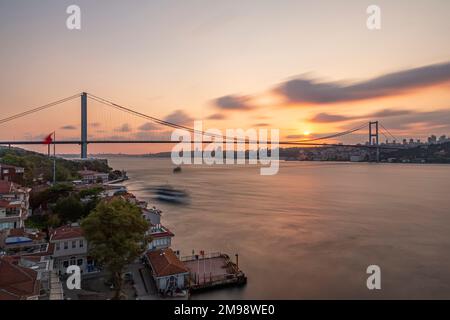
126;262;159;300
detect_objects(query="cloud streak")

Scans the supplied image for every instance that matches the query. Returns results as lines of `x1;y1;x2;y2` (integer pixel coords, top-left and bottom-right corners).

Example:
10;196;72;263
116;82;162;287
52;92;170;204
317;108;450;134
164;110;193;126
310;108;415;123
115;123;132;132
207;113;227;120
213;94;254;110
138;122;158;131
276;62;450;104
61;125;77;130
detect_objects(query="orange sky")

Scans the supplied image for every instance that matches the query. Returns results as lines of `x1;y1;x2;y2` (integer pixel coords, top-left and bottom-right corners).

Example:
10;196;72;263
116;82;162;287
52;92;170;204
0;1;449;155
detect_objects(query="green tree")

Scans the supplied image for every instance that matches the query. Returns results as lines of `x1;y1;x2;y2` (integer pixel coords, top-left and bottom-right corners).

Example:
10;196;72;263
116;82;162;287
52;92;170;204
78;186;104;198
47;214;61;228
53;195;84;223
81;198;150;299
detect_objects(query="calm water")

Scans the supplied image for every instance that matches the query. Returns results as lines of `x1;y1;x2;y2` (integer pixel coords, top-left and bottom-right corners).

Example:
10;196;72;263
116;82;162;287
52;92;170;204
108;157;450;299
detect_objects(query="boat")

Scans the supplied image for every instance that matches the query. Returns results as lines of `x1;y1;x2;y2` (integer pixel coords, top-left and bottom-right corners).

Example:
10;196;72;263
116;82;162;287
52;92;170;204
153;185;189;204
173;166;182;173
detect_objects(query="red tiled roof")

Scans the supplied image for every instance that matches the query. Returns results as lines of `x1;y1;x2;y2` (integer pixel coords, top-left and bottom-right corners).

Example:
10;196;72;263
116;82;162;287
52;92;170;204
0;290;19;300
0;257;40;300
50;225;84;241
146;248;188;277
8;228;46;241
149;224;174;239
0;256;19;264
0;200;22;209
150;229;174;239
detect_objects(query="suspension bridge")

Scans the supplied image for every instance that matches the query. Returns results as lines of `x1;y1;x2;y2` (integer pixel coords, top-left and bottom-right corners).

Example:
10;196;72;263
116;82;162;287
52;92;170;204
0;92;403;159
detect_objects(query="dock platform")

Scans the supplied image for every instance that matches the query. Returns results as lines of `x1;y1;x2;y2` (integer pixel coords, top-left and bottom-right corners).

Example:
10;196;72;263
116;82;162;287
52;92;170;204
181;252;247;292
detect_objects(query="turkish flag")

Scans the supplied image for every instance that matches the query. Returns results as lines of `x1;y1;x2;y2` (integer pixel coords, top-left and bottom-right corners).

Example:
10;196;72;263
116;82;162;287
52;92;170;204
43;133;53;144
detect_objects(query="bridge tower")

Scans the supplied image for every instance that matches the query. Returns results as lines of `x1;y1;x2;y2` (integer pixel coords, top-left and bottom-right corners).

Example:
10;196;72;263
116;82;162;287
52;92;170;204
81;92;88;159
369;121;379;162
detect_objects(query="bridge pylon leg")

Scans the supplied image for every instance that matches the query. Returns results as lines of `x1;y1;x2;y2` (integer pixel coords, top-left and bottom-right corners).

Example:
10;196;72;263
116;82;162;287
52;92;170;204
81;92;88;159
369;121;380;162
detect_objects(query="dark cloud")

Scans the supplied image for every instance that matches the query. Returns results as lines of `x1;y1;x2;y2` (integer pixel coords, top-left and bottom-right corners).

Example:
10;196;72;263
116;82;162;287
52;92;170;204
89;122;101;128
138;122;158;131
61;125;77;130
310;113;354;123
101;135;124;141
371;109;413;118
381;109;450;130
277;62;450;104
310;108;417;123
164;110;194;125
254;123;271;127
207;113;227;120
213;95;254;110
133;131;171;141
337;109;450;134
115;123;131;132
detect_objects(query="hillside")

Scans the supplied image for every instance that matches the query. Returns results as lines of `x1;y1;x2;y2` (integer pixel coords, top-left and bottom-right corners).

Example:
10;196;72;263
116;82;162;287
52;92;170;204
0;147;112;186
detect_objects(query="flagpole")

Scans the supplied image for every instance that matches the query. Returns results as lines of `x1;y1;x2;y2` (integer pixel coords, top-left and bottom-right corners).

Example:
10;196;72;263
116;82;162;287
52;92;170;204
53;131;56;185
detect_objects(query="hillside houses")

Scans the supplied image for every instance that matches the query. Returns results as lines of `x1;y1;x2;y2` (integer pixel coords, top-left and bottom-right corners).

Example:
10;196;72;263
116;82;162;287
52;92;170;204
0;162;193;300
0;180;31;231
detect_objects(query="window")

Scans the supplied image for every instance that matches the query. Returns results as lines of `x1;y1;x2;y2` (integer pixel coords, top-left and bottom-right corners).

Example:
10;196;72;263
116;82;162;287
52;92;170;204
70;257;76;266
64;242;68;250
77;259;83;266
63;261;69;268
79;240;84;248
56;242;60;251
0;222;15;230
72;241;76;249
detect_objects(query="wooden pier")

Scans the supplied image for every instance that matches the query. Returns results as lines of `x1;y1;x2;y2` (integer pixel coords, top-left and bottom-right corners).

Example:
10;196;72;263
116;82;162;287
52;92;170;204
181;252;247;292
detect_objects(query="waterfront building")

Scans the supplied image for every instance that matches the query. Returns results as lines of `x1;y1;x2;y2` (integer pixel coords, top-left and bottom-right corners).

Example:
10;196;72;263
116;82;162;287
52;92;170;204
142;206;162;225
144;248;189;294
77;170;109;184
146;223;174;251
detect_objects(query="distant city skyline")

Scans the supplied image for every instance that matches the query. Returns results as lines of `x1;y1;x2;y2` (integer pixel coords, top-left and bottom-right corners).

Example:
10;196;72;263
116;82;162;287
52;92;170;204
1;0;450;154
